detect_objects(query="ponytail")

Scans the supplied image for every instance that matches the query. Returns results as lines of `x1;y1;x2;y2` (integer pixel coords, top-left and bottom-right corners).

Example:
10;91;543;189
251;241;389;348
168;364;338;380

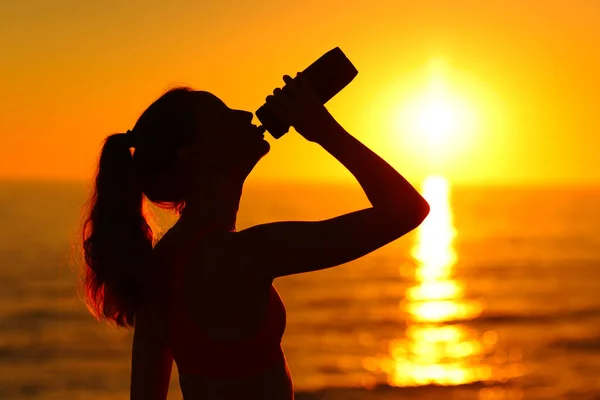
82;133;153;327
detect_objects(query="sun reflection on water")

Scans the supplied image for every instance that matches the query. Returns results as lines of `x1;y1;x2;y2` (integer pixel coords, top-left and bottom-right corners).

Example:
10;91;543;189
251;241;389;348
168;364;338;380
366;175;524;389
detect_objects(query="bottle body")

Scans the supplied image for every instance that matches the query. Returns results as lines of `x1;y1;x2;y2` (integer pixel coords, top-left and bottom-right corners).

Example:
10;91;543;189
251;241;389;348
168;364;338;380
256;47;358;139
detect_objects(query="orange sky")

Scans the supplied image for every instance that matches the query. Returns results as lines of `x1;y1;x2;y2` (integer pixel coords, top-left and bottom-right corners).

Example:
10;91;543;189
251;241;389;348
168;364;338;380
1;0;598;185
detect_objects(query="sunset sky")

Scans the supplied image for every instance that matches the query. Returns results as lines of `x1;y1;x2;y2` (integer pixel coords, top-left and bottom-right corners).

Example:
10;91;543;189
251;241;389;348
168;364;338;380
1;0;598;185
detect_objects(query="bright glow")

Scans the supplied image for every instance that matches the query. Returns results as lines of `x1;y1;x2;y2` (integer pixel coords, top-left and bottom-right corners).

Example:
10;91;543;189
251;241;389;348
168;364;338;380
406;280;463;301
411;174;457;279
375;175;492;387
407;300;484;323
410;78;472;144
368;175;525;387
392;59;480;171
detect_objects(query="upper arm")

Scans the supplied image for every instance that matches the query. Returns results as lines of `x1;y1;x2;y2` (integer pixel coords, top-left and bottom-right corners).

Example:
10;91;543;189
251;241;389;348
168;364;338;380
230;205;429;279
130;305;173;400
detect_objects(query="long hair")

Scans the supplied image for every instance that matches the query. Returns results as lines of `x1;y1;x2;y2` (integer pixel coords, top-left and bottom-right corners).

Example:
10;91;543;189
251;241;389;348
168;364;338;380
82;86;198;327
82;133;153;327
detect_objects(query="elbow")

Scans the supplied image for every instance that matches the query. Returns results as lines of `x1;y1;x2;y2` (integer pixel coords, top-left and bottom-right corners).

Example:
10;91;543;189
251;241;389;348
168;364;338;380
410;197;430;227
375;195;430;235
418;198;431;221
390;197;430;231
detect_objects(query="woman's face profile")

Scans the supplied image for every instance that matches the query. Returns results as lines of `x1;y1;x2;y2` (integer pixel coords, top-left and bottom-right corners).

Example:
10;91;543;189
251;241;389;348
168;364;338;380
179;91;271;179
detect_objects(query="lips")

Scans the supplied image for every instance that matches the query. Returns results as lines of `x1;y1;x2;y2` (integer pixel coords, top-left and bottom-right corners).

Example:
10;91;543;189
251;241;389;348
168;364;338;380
250;124;266;139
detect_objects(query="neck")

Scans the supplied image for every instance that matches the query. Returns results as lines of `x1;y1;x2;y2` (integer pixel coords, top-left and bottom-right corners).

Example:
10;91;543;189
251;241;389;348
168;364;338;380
178;178;243;233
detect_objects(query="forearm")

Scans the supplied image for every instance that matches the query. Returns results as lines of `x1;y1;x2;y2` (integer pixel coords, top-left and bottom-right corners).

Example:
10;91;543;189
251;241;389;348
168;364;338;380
315;119;429;216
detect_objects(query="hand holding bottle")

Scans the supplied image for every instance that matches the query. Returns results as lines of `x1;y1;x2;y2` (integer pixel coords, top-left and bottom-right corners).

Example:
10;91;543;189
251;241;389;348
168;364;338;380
262;72;338;144
255;47;358;139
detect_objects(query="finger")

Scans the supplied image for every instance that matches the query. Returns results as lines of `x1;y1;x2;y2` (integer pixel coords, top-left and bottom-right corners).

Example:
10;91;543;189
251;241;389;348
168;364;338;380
295;72;320;102
265;93;293;120
282;74;293;85
273;87;295;110
282;73;303;101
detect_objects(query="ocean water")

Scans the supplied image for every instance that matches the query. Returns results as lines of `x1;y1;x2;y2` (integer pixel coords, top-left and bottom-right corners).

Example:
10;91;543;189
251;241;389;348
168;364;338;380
0;180;599;400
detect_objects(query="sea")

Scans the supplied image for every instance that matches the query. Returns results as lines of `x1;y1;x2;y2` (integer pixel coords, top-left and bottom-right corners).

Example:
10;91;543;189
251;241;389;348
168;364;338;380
0;179;599;400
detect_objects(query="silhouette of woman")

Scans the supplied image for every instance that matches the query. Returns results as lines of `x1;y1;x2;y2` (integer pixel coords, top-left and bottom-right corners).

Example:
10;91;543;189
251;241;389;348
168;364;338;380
81;72;430;399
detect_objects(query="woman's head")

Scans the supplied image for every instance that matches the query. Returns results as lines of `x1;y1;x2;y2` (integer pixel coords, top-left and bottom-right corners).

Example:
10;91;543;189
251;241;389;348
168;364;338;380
82;87;269;327
132;87;270;211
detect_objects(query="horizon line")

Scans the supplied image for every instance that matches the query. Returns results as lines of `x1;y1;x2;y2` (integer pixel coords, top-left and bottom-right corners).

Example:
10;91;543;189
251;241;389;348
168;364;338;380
0;177;599;189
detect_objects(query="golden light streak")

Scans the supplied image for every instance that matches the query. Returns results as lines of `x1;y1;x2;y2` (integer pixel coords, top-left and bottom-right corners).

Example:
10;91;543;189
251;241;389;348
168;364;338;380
363;175;526;388
370;175;503;387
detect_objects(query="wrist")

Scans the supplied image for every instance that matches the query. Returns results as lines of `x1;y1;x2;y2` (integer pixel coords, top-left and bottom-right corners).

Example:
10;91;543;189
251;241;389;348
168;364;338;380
311;118;347;146
295;112;341;142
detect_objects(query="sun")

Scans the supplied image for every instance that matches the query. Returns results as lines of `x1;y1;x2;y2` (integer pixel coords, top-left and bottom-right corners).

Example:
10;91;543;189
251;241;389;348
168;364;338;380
395;60;478;160
403;76;474;148
415;81;465;143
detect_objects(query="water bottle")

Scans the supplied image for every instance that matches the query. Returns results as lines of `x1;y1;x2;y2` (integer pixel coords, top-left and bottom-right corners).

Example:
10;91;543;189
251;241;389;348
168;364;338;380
256;47;358;139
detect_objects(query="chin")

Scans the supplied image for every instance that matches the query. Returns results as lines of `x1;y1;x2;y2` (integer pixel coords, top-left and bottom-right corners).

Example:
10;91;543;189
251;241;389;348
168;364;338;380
259;139;271;156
